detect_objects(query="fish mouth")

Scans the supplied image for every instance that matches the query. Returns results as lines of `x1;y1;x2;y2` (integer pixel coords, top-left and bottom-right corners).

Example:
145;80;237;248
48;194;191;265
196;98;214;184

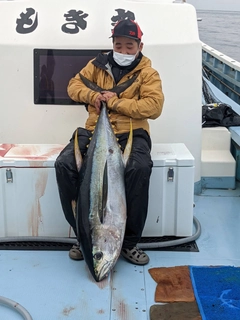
95;260;113;282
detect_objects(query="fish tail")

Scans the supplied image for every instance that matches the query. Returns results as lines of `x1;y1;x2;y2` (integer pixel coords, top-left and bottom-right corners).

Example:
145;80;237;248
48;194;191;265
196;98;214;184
123;118;133;166
74;128;82;172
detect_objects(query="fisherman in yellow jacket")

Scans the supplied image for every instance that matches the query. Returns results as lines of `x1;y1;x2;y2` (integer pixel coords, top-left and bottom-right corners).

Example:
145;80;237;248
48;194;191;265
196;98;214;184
55;19;164;265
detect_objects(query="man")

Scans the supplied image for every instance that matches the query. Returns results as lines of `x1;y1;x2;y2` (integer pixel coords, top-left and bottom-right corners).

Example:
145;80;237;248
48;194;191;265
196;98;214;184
55;19;164;265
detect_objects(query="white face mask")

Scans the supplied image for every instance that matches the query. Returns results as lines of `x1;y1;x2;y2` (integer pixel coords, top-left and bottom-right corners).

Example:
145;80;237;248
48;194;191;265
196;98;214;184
113;51;138;66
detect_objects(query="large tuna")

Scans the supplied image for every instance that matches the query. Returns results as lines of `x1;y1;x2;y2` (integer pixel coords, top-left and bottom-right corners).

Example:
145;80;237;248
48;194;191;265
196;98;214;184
74;97;132;282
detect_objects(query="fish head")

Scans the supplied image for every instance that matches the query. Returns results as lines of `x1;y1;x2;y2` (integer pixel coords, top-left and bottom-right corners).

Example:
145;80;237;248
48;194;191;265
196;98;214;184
92;225;122;282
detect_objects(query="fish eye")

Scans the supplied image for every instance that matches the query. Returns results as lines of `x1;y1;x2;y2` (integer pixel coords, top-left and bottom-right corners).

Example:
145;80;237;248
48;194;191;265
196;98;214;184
94;252;103;261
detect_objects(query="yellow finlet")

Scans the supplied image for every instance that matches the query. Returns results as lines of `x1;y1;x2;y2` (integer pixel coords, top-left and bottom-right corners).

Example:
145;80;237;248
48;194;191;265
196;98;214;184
123;118;133;166
71;200;77;219
74;128;82;172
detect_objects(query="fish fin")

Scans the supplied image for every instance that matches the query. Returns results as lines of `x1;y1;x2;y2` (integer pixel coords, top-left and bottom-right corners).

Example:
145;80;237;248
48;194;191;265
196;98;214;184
68;226;72;237
110;71;140;96
74;128;82;172
123;118;133;166
71;200;77;219
99;161;108;224
79;73;103;92
79;72;140;97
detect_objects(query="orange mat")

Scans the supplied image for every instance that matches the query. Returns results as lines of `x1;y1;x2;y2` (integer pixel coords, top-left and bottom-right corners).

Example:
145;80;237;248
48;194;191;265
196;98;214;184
148;266;195;303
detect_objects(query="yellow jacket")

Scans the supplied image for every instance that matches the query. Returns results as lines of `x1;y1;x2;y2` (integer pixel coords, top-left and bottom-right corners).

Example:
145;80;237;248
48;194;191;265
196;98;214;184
67;53;164;135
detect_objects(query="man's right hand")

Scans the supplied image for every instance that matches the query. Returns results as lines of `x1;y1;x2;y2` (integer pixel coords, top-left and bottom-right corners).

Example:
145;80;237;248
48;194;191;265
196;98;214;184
94;94;106;114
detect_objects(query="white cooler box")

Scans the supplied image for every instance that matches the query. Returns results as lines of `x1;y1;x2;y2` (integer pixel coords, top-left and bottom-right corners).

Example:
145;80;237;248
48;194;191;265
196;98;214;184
0;144;69;237
142;143;195;237
0;143;194;238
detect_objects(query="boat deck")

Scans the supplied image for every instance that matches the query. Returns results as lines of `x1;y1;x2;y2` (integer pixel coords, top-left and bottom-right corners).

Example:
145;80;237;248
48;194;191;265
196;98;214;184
0;185;240;320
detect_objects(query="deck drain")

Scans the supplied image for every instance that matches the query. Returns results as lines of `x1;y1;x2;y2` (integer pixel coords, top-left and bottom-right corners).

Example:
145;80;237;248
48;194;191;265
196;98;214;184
0;241;73;251
0;237;199;252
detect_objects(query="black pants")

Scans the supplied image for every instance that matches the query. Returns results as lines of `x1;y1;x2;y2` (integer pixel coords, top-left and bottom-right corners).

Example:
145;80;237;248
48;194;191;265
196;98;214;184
55;127;153;248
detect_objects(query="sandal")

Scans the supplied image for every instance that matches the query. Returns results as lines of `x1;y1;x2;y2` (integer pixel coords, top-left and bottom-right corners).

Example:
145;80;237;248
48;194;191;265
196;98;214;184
69;242;84;261
121;247;149;265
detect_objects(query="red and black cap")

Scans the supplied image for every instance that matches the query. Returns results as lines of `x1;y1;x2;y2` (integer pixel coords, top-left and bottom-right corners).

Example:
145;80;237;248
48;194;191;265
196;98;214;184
111;19;143;41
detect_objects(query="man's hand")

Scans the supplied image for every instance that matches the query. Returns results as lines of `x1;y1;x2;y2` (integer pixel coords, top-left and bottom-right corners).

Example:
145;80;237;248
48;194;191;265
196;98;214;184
101;91;117;102
94;94;106;114
94;91;117;114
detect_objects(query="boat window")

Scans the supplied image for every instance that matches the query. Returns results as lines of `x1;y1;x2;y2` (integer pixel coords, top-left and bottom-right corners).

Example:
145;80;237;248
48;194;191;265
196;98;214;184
34;48;109;105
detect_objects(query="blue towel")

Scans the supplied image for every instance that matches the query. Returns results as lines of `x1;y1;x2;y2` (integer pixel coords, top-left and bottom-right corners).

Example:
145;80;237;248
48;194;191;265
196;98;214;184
190;266;240;320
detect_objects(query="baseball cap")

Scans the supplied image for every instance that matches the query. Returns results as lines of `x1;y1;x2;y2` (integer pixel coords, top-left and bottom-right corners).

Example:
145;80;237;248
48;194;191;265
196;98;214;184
111;19;143;41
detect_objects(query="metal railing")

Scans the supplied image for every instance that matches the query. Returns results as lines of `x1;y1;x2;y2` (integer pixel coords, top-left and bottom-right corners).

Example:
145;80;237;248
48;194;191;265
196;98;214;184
202;42;240;104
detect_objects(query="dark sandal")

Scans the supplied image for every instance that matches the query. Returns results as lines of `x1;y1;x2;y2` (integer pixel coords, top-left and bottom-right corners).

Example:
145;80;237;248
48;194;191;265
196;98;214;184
69;242;84;261
121;247;149;265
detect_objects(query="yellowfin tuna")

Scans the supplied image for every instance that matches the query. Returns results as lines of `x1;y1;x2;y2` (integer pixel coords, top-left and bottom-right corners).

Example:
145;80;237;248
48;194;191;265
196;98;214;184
75;102;132;281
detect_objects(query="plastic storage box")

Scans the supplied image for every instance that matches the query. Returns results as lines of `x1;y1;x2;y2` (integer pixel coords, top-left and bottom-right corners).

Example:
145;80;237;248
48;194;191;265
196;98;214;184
0;144;69;237
142;143;195;237
0;143;194;238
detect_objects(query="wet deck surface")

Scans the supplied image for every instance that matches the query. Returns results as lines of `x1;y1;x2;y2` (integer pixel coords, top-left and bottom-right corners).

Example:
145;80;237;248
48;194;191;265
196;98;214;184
0;186;240;319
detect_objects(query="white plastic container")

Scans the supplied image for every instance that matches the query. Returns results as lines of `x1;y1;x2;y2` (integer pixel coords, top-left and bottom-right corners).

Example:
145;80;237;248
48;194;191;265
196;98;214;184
0;144;69;237
142;143;195;237
0;143;194;238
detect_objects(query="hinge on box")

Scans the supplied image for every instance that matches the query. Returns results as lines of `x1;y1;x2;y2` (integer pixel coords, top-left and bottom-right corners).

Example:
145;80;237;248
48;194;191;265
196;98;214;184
6;169;13;183
167;167;174;182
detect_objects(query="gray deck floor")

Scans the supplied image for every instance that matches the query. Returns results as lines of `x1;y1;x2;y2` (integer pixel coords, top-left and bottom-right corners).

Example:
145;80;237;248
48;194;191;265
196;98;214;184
0;186;240;319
